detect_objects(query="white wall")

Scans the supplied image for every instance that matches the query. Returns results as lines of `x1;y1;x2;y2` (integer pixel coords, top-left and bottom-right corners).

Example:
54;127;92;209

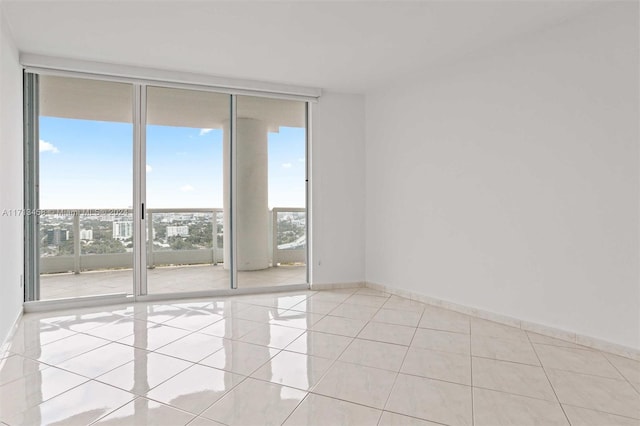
365;4;639;349
0;6;24;347
312;92;366;285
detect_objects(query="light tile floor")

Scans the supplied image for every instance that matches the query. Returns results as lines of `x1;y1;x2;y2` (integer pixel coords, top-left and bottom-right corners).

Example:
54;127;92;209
1;288;639;426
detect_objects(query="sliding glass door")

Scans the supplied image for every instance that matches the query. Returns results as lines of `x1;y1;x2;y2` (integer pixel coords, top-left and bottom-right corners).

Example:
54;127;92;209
235;96;307;289
36;75;135;300
145;86;230;294
25;72;309;302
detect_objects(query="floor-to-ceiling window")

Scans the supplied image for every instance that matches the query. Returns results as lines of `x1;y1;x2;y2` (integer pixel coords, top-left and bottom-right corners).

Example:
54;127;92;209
235;96;307;289
145;86;230;294
36;75;135;300
24;71;309;302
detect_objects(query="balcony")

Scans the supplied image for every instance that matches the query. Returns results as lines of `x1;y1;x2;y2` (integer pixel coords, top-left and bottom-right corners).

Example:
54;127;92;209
38;208;306;300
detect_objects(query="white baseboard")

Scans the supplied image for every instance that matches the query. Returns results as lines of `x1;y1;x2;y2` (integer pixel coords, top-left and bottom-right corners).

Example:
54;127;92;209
310;281;365;291
365;281;640;361
23;293;133;313
1;309;23;358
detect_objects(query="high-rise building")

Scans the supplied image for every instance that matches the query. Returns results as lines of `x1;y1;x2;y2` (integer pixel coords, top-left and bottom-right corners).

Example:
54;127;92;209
166;225;189;237
79;229;93;241
45;228;68;245
112;221;133;240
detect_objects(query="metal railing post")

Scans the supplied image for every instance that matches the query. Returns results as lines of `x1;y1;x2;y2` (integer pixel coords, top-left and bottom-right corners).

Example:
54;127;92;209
272;209;278;267
146;211;154;269
212;210;218;265
73;213;80;274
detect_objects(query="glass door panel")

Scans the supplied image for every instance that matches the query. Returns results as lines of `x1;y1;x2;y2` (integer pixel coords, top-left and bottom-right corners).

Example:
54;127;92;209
145;86;230;294
38;75;134;300
235;96;307;288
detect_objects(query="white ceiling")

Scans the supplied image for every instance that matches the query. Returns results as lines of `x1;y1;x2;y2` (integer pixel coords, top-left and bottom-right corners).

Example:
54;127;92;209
2;1;604;93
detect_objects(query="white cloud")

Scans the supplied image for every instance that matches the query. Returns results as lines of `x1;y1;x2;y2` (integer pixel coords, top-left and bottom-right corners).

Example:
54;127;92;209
199;128;213;136
146;164;153;173
180;184;195;192
282;163;292;169
298;157;305;163
39;140;59;153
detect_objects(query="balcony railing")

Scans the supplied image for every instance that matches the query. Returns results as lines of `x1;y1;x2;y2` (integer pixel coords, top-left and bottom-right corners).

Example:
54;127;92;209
39;208;305;274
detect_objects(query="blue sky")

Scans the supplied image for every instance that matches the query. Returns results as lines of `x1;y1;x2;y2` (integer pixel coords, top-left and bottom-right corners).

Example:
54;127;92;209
39;117;306;209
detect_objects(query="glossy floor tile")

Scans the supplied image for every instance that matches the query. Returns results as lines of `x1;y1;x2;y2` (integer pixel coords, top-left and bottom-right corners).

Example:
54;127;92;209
161;312;225;332
6;380;134;426
342;294;388;309
604;353;640;384
378;411;441;425
411;327;470;355
312;361;397;409
310;315;367;337
93;397;196;425
526;331;589;350
381;296;426;313
419;306;470;334
473;387;569;426
339;338;407;372
289;299;341;315
546;368;640;419
252;350;332;391
269;311;324;330
3;322;76;356
200;340;280;375
561;404;640;426
470;318;529;341
198;317;263;340
471;334;540;365
0;366;88;419
357;321;416;346
56;342;147;379
0;355;47;387
385;373;473;426
95;351;193;397
155;332;226;363
371;307;422;327
401;346;471;385
82;318;139;341
284;330;353;359
22;332;110;365
282;393;381;426
145;364;245;415
200;378;306;425
238;323;305;350
116;323;192;351
1;288;638;425
327;303;379;321
534;343;623;379
472;357;557;401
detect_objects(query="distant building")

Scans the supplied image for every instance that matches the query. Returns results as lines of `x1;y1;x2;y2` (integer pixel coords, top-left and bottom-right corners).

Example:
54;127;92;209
79;229;93;241
167;225;189;237
46;228;68;245
113;221;133;240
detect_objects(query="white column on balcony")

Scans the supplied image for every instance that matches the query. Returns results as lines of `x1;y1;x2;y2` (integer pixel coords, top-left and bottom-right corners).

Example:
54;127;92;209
223;118;270;271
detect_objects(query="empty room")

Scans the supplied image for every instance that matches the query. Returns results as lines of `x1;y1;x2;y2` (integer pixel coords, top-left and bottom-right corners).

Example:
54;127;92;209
0;1;638;425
